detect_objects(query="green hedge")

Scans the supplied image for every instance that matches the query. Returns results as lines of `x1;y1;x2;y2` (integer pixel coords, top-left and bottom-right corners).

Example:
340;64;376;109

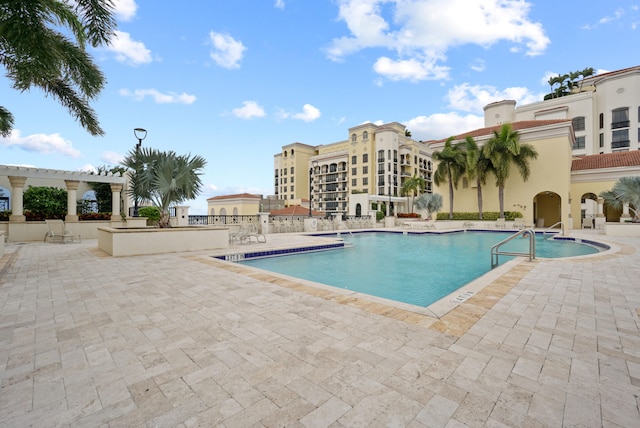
436;211;523;221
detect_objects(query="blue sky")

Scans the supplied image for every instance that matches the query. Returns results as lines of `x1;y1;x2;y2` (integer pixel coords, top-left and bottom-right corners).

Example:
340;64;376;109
1;0;639;213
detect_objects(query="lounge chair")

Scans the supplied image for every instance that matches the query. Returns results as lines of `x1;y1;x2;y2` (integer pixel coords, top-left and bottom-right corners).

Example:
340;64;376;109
240;224;266;244
513;218;524;229
495;218;506;229
44;219;80;243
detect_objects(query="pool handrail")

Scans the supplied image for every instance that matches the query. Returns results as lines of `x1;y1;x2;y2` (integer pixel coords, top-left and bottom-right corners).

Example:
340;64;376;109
543;221;564;237
491;228;536;268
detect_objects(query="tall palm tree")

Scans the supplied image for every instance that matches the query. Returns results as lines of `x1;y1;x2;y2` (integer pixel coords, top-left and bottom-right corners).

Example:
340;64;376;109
461;136;493;220
600;176;640;222
0;0;116;136
400;175;425;213
433;137;466;219
483;124;538;218
123;148;207;227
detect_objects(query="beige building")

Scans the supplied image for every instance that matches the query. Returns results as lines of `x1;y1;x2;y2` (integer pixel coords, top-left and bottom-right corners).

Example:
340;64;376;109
274;122;433;216
206;193;262;216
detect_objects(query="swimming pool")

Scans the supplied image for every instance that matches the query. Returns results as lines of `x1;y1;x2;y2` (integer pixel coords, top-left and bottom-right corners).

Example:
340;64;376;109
239;231;604;307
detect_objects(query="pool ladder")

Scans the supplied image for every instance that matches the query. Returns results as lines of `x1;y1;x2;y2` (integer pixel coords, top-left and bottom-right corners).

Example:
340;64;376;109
491;228;536;268
542;221;564;239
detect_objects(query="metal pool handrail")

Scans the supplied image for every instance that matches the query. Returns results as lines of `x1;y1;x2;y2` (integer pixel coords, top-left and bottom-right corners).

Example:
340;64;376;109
491;228;536;268
543;221;564;238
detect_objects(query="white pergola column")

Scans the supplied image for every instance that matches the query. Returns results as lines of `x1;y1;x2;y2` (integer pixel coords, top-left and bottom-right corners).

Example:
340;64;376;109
65;180;80;222
595;197;606;230
110;183;123;220
8;176;27;222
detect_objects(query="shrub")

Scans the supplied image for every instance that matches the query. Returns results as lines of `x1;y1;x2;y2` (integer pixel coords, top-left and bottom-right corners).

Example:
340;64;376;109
79;212;111;220
436;211;523;221
397;213;420;218
23;186;67;220
0;210;11;221
376;211;385;221
138;206;161;225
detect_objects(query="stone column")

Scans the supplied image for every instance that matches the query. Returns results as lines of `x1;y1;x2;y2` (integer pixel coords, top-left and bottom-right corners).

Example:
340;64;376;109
596;197;605;217
110;183;123;220
65;180;80;222
595;197;606;230
8;176;27;222
621;203;631;222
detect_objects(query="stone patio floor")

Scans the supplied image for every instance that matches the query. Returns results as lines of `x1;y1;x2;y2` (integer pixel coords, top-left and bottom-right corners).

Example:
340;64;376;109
0;229;639;427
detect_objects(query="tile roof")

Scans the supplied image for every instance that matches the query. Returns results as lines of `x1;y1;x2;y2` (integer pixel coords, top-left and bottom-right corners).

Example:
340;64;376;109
207;193;261;201
571;151;640;171
429;120;570;144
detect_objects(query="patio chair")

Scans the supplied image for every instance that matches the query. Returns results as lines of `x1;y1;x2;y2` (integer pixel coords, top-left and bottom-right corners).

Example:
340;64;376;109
44;219;80;243
240;224;266;244
495;218;506;229
513;218;524;229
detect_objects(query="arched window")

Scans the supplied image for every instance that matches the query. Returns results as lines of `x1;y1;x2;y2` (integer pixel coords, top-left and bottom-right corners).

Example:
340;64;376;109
220;208;227;216
351;133;357;142
356;203;362;217
362;131;368;140
291;149;295;155
210;208;215;215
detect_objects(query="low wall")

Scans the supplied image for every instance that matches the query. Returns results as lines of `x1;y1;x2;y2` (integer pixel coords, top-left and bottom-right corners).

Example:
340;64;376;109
604;222;640;237
98;226;229;256
0;231;4;258
1;218;148;242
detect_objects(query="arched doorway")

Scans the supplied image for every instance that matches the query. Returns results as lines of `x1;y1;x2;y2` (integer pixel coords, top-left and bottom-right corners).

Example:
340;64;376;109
355;203;362;217
534;191;561;228
580;192;598;228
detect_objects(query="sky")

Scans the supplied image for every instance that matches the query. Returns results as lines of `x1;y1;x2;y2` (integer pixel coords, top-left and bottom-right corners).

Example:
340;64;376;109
1;0;639;214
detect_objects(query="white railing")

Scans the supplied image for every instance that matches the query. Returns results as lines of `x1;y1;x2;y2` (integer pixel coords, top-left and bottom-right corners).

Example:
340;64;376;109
491;229;536;268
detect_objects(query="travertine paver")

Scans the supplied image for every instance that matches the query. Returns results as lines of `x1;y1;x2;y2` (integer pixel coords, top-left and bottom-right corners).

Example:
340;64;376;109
0;229;639;426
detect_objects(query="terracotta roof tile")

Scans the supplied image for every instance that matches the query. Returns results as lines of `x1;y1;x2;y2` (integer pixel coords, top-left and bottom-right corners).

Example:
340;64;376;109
429;120;570;144
571;151;640;171
207;193;261;201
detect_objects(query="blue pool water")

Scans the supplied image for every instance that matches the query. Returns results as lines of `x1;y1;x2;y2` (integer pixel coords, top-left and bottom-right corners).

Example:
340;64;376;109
240;232;603;307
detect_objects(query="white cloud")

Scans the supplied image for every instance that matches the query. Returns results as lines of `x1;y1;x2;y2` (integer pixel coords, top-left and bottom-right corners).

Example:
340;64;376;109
404;112;484;141
327;0;549;81
105;30;152;65
79;164;97;173
278;104;322;122
469;59;486;72
209;32;247;69
101;151;125;165
275;0;285;10
446;83;545;113
0;130;81;157
119;88;197;104
232;101;266;119
293;104;321;122
113;0;138;21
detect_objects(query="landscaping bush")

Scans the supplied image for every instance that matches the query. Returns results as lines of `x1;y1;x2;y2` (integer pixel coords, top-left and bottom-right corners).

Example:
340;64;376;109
23;186;67;220
0;210;11;221
79;212;111;220
138;206;161;226
397;213;420;218
436;211;523;221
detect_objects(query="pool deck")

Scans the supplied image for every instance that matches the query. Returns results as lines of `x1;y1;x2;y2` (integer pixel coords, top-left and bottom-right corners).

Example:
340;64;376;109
1;228;639;426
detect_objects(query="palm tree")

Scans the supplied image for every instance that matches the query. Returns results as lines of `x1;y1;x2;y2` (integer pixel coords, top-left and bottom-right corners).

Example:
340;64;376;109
600;176;640;222
483;124;538;218
461;136;493;220
433;137;466;219
414;193;443;220
123;148;207;227
400;175;425;213
0;0;116;136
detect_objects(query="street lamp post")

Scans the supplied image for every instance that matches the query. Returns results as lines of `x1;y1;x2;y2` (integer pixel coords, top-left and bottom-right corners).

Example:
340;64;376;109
133;128;147;216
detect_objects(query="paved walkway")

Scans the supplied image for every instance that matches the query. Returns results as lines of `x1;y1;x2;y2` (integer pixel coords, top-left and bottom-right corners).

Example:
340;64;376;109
0;229;639;427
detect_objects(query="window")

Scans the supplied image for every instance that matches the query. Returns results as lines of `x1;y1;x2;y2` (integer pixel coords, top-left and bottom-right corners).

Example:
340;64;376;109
283;178;287;184
612;129;630;149
599;133;604;148
362;166;368;174
599;113;604;129
573;136;586;150
572;116;585;131
351;167;357;175
378;150;384;162
351;156;357;165
352;179;357;186
612;107;630;129
291;177;294;183
283;169;287;175
291;186;294;192
290;166;294;174
351;133;357;142
363;178;368;185
363;131;369;140
362;153;368;163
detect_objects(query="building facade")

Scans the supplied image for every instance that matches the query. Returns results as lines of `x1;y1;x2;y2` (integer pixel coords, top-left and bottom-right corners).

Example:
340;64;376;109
274;122;433;216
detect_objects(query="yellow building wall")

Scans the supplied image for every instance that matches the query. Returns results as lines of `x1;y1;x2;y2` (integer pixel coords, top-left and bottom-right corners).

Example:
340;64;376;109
435;134;572;228
207;200;260;216
569;180;617;228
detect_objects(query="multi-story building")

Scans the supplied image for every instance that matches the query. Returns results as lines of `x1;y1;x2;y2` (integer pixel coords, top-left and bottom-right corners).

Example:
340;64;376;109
274;122;433;216
495;65;640;155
